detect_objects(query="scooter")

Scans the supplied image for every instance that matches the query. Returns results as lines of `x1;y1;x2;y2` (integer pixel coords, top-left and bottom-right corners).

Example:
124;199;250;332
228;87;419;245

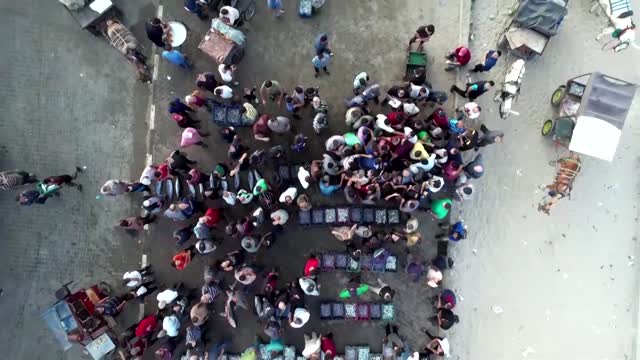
494;59;525;119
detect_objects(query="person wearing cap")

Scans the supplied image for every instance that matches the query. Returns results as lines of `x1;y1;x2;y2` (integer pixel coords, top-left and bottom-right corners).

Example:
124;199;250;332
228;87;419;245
423;329;451;357
161;314;180;338
290;307;311;329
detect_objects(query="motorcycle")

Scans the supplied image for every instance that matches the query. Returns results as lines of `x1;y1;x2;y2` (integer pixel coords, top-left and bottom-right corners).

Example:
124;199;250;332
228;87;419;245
494;59;525;119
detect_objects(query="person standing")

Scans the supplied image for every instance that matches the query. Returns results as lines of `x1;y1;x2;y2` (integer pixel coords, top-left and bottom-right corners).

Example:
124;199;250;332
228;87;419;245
162;47;192;70
476;123;504;149
260;80;284;106
196;72;218;93
450;80;494;101
367;278;396;302
353;72;369;95
457;101;481;120
218;64;238;85
407;24;435;51
145;18;168;48
214;85;234;101
267;0;284;17
314;33;333;55
472;49;501;72
312;52;331;77
117;216;155;232
171;245;197;270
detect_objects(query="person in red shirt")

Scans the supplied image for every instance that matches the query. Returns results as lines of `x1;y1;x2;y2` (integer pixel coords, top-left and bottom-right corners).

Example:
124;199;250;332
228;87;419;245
321;333;337;359
304;254;320;278
253;114;272;142
135;314;158;340
202;208;223;227
445;46;471;71
171;245;196;270
386;112;407;129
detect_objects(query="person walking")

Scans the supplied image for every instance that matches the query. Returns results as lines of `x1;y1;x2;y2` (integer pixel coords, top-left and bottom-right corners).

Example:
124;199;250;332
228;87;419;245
476;123;504;149
472;49;501;72
162;46;192;70
382;324;405;360
429;308;460;330
214;85;234;101
314;33;333;55
450;80;494;101
145;18;169;48
267;0;284;17
407;24;435;51
312;52;331;77
422;329;451;357
302;332;321;359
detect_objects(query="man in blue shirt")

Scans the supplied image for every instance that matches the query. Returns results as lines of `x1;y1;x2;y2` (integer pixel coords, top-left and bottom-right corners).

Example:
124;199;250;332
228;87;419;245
314;33;333;56
472;50;501;72
162;48;192;70
312;52;331;77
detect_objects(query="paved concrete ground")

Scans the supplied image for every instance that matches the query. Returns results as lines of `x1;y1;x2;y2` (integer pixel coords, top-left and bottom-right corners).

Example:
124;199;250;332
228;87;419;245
448;0;640;360
0;1;154;358
147;0;469;356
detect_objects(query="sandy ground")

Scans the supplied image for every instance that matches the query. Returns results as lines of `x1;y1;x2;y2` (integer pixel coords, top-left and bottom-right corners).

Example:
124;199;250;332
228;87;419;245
447;0;640;360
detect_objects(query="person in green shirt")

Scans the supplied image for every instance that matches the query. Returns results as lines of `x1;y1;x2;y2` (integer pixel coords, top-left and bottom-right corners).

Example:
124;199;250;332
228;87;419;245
429;198;452;220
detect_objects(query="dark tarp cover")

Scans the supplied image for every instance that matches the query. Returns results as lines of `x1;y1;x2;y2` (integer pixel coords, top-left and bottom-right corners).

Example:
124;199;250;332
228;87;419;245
513;0;568;37
579;72;637;130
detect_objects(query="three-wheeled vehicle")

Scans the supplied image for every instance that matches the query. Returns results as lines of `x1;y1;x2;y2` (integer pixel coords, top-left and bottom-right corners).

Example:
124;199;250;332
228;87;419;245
499;0;568;59
538;72;636;214
43;281;118;359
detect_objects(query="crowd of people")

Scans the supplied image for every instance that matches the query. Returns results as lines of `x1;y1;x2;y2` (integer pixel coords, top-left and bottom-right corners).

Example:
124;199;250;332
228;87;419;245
1;2;507;360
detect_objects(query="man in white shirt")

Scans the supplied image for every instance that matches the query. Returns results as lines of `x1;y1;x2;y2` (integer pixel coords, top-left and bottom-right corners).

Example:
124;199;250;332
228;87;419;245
290;307;311;328
460;102;481;120
214;85;233;100
157;288;179;309
219;6;240;25
218;63;237;84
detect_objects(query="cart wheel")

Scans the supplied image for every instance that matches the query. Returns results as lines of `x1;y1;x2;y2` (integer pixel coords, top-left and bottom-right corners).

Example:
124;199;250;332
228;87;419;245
243;1;256;20
541;119;554;136
499;101;508;119
550;86;565;107
98;281;112;296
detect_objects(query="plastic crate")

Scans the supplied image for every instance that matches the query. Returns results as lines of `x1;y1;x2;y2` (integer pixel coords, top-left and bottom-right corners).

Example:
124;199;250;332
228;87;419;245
320;303;332;320
375;209;387;225
345;303;357;320
357;347;370;360
347;257;361;272
312;209;325;224
325;208;337;225
345;347;357;360
407;51;427;66
337;207;350;224
284;347;296;360
382;304;394;321
321;253;336;271
299;210;311;225
332;302;345;319
350;207;363;223
363;208;374;223
370;303;381;320
335;253;348;269
387;209;400;225
385;256;397;272
356;303;370;320
361;254;373;271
